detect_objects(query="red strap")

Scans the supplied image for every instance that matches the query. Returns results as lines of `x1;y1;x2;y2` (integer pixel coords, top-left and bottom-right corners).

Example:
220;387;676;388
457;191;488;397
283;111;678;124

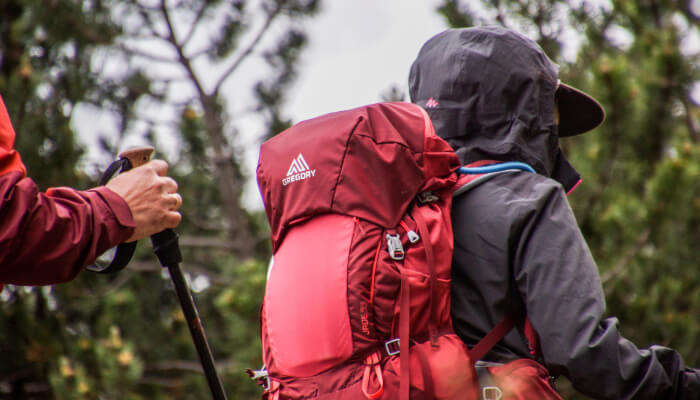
362;352;384;399
264;379;280;400
369;236;382;305
412;211;438;345
399;272;410;400
524;316;541;357
468;314;516;362
413;343;436;400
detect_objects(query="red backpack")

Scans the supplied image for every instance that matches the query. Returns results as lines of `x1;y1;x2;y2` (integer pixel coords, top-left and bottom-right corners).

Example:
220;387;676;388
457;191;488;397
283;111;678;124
253;102;560;400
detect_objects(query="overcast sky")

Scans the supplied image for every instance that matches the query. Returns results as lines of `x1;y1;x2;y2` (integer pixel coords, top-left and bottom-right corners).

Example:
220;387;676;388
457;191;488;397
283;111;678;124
284;1;447;120
72;1;447;209
250;1;448;207
71;1;698;210
232;0;448;208
240;1;448;207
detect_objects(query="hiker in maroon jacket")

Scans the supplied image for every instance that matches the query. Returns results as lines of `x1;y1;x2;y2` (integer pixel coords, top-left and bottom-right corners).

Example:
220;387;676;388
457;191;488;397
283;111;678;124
409;27;699;399
0;94;182;288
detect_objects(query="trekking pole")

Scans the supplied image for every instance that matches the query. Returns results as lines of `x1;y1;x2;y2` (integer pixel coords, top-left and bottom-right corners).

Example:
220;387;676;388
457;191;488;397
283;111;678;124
150;229;228;400
88;147;228;400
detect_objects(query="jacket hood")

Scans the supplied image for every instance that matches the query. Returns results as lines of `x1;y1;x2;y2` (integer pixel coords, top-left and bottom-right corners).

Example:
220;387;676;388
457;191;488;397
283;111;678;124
409;26;581;192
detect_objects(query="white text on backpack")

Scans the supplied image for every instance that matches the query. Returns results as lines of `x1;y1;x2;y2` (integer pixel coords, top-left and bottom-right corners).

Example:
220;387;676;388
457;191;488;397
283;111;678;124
283;153;316;186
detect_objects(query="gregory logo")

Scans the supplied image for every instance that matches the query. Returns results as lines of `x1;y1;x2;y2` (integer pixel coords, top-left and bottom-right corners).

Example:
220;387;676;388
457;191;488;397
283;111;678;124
282;153;316;186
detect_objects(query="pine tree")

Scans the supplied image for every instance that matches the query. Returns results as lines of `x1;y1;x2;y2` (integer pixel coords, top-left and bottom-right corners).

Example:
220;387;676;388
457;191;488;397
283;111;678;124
1;1;320;398
1;1;124;398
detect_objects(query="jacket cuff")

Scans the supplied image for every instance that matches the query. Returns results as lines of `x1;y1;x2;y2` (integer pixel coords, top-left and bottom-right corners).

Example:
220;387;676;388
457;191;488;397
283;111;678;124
89;186;136;241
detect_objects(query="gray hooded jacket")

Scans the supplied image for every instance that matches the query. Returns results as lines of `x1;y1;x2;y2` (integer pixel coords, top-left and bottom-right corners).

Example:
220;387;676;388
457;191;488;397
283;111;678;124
409;27;699;400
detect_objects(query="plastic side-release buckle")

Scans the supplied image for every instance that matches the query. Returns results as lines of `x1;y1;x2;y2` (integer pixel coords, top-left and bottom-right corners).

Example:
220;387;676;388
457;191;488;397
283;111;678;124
384;338;400;356
482;386;503;400
246;365;271;391
386;234;404;260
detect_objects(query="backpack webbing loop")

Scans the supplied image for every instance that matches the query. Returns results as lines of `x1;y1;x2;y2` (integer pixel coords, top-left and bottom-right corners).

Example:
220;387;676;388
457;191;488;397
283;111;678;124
361;352;384;399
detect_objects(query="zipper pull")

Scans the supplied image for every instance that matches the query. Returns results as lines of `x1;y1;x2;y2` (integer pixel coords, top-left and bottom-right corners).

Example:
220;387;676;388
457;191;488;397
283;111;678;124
386;234;405;260
399;221;420;243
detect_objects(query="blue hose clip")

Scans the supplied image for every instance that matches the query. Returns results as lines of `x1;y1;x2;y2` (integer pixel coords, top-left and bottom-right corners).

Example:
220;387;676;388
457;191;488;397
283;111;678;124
458;161;535;175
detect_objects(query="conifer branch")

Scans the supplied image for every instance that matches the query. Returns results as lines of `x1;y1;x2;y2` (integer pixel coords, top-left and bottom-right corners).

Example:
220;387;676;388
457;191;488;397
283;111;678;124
213;3;283;95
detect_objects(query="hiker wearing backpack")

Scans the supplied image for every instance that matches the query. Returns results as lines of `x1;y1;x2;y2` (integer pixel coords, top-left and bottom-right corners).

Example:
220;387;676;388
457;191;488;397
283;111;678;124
255;90;566;398
0;93;182;288
408;26;699;399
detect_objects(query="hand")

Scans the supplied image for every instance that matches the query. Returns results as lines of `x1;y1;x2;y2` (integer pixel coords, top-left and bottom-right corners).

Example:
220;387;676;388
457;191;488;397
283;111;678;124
106;160;182;242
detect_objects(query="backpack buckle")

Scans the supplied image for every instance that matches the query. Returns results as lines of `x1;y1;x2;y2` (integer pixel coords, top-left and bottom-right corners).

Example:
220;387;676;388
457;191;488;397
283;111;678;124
482;386;502;400
386;234;404;260
417;191;439;204
384;338;400;356
246;365;270;391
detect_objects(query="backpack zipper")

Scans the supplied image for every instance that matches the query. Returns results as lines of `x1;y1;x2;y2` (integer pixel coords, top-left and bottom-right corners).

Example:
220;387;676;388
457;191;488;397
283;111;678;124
399;220;420;244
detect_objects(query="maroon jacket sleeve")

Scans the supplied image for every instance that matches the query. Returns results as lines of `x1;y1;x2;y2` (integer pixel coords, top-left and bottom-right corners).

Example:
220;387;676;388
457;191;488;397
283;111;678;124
0;94;135;286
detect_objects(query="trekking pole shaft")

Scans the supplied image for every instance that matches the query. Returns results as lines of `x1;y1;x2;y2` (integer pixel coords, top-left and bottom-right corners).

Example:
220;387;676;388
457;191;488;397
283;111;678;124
168;263;228;400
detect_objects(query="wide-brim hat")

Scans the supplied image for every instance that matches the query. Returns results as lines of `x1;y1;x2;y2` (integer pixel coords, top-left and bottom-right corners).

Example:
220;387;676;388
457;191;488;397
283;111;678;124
556;81;605;137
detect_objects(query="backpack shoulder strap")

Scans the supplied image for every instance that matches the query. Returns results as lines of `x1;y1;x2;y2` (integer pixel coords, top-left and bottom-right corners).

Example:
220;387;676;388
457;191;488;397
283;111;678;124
467;314;517;362
468;314;543;363
457;161;539;362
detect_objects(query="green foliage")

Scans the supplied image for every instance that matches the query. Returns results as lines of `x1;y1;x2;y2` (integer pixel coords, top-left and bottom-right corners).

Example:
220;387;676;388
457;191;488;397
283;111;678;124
438;1;698;398
1;1;696;399
0;0;118;188
1;0;316;398
49;327;145;400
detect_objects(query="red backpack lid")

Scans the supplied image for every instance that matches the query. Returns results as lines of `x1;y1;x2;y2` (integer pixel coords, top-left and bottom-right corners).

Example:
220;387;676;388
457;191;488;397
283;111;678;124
256;102;459;250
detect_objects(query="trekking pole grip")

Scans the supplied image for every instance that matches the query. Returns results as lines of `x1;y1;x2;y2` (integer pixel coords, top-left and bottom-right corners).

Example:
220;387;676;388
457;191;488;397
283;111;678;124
118;146;154;168
86;146;155;274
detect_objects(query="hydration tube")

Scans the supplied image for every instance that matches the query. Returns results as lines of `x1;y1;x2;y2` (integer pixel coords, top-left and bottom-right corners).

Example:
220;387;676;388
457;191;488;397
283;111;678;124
458;161;535;175
454;161;536;197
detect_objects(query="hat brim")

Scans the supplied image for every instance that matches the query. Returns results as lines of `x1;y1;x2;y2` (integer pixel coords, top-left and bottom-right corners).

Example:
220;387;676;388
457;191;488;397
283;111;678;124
556;83;605;137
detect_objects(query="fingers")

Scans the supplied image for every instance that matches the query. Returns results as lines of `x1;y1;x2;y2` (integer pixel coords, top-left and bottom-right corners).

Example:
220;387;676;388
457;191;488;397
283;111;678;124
164;210;182;228
161;176;178;194
145;159;169;176
108;157;184;242
167;193;183;210
136;160;178;197
143;161;177;193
